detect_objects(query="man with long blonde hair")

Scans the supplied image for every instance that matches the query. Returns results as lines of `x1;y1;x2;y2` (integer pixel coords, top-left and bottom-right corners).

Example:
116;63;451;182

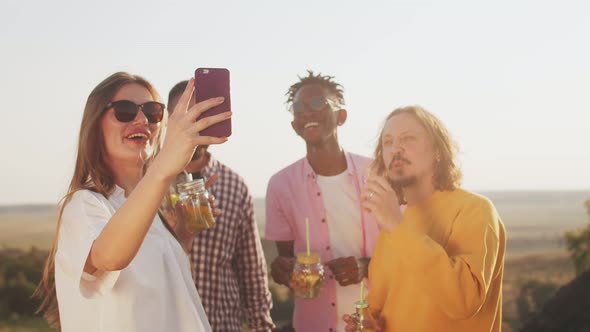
345;105;506;331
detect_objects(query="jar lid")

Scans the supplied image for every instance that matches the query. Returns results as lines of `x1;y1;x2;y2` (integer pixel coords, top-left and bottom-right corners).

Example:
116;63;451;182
296;252;321;264
177;178;206;192
354;300;369;309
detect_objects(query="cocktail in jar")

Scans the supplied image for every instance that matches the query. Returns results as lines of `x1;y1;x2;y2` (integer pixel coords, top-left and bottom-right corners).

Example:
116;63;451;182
176;179;215;233
351;299;378;332
291;252;324;299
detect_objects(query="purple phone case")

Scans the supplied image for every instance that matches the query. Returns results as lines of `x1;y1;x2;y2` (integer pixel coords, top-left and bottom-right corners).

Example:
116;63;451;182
194;68;232;138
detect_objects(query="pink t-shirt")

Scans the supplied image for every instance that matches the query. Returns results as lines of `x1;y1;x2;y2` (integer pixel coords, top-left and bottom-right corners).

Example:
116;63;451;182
265;152;381;332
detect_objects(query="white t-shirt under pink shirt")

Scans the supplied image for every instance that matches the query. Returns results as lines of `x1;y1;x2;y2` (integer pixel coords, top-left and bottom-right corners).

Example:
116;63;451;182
316;171;364;332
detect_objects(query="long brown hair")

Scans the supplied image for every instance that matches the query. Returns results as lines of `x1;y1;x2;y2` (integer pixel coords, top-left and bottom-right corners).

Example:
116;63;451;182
33;72;167;329
371;106;462;201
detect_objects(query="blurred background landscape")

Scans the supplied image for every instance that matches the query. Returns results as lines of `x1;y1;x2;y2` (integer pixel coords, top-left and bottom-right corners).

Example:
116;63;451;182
1;190;589;331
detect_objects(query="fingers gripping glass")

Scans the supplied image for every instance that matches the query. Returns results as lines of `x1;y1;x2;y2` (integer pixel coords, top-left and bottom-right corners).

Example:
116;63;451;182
103;100;165;123
288;96;342;114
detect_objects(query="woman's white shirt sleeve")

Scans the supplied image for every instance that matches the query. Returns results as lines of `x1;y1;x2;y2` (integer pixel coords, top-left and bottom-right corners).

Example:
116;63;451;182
55;190;120;298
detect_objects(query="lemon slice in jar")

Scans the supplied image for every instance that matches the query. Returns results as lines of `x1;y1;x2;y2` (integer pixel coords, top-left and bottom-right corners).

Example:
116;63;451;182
169;193;180;207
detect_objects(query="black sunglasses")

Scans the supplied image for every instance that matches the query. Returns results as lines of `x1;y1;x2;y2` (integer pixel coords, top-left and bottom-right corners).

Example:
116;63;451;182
288;96;341;114
103;100;165;123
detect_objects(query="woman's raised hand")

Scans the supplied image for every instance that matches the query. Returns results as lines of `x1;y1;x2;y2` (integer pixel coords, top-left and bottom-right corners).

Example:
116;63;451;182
156;79;231;179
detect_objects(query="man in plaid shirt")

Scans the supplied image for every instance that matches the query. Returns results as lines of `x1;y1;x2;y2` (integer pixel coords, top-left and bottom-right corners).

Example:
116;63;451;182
167;81;274;332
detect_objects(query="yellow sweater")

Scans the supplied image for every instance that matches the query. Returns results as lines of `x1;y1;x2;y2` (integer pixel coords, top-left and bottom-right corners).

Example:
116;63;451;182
367;189;505;332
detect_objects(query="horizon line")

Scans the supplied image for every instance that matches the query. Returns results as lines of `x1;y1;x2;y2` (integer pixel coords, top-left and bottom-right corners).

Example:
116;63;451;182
1;188;589;207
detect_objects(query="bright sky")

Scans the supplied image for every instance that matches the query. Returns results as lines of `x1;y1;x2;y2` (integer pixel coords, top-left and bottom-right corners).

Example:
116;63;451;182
1;0;589;205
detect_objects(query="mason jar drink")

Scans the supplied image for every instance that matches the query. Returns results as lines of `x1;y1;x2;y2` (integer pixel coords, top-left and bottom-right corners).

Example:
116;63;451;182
176;178;215;233
351;299;377;332
291;252;324;299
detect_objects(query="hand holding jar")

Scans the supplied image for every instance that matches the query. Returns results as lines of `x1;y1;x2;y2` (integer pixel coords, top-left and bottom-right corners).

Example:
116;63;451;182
160;175;221;253
343;301;384;332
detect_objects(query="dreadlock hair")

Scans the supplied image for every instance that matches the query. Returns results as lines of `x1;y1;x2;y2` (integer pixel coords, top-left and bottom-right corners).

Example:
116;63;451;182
286;70;345;105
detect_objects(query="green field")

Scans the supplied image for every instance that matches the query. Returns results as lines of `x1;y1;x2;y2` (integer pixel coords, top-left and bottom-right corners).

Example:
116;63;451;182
0;207;57;250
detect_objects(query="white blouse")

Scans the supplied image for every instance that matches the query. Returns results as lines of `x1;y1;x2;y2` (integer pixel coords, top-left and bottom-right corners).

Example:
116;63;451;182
54;186;211;332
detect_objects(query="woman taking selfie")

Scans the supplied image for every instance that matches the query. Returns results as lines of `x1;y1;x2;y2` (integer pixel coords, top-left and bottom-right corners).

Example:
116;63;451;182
34;72;231;332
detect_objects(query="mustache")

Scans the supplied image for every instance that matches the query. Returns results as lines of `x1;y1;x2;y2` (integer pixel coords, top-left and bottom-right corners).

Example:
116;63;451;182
387;153;411;170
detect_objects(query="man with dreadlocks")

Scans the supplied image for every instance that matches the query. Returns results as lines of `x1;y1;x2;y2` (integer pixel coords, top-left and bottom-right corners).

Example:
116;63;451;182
265;71;381;331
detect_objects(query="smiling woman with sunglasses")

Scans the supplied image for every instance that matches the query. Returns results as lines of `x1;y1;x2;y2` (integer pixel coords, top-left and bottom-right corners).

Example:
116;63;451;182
34;72;231;332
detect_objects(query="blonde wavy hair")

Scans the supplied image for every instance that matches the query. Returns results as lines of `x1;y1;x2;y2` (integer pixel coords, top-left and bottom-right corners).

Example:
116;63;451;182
33;72;168;329
371;105;462;201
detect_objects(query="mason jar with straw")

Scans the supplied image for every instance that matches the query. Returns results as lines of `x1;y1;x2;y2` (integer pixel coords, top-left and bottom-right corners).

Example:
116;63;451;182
291;217;325;299
351;281;378;331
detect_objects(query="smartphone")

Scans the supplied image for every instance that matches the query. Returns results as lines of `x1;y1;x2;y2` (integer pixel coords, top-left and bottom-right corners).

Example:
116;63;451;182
194;68;232;137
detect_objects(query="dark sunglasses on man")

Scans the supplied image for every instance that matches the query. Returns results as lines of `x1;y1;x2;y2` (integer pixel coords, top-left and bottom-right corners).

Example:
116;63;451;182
103;100;165;123
288;96;341;115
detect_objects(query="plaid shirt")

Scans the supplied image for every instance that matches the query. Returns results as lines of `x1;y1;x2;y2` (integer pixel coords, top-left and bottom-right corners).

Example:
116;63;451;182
189;156;274;332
